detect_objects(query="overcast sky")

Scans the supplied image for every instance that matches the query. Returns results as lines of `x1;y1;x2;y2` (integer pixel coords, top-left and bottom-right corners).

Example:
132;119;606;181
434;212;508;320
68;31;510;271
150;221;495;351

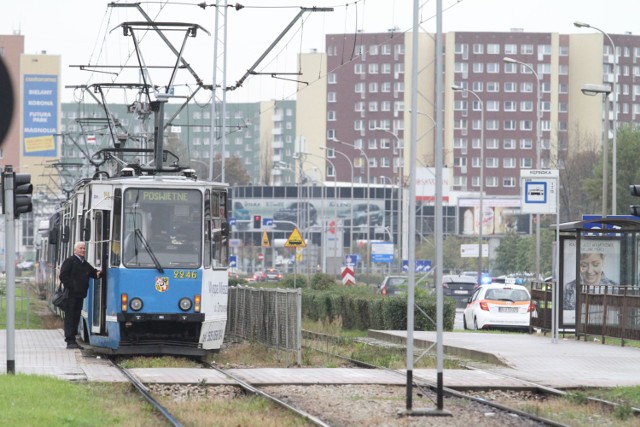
2;0;639;103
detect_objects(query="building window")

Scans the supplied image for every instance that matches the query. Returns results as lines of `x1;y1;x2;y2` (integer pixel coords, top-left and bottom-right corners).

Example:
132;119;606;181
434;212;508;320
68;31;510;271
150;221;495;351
328;46;337;56
369;101;378;112
521;44;534;54
382;44;392;55
328;72;337;84
487;63;500;73
382;63;391;74
504;62;517;73
369;82;378;93
328;92;337;103
369;63;379;74
473;43;483;54
503;158;516;168
503;138;516;149
521;157;533;168
521;101;533;111
370;45;379;55
486;100;499;112
473;63;484;73
521;82;533;93
486;120;499;130
487;82;500;92
505;44;517;54
503;177;516;187
520;120;533;131
520;138;532;149
355;82;365;93
472;81;484;92
504;101;516;112
327;111;336;121
487;138;499;149
503;120;516;131
354;63;365;74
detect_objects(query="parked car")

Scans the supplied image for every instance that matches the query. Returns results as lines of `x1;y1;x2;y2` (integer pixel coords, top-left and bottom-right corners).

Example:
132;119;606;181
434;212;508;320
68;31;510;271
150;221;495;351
463;283;534;332
441;274;479;308
273;202;317;228
264;268;283;282
378;275;408;296
340;203;384;227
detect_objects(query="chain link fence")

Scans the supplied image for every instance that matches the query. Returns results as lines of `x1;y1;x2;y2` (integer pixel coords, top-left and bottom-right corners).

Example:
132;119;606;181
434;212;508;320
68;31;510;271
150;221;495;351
0;275;34;328
226;285;302;364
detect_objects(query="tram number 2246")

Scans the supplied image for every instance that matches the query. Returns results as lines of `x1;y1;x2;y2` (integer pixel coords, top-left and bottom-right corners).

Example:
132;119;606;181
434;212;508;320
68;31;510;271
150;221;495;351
174;270;198;279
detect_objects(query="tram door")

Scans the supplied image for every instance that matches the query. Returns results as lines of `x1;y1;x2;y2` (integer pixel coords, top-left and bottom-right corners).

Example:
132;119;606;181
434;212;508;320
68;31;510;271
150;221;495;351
91;210;110;334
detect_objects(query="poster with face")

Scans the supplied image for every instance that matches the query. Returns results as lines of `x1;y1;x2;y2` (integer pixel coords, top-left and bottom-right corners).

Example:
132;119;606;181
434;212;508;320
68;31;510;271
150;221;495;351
561;239;621;326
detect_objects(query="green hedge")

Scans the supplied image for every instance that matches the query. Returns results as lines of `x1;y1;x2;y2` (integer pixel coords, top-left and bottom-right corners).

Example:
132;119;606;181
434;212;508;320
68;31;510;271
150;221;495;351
301;286;457;331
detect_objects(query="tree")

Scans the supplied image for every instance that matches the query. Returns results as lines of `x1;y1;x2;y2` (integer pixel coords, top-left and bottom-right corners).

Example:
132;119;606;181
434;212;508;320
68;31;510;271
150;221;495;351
613;124;640;215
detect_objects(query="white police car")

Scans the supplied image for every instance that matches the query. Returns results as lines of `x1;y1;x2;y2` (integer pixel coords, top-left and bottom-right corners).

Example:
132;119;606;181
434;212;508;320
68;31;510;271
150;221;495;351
463;283;534;332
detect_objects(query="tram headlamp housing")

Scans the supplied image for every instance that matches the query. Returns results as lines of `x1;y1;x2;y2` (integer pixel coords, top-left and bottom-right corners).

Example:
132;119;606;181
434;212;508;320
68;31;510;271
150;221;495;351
130;298;143;311
121;293;128;312
179;297;193;311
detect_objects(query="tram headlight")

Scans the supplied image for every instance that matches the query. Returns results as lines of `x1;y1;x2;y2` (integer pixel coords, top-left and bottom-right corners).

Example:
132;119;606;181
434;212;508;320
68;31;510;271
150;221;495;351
178;297;192;311
130;298;143;311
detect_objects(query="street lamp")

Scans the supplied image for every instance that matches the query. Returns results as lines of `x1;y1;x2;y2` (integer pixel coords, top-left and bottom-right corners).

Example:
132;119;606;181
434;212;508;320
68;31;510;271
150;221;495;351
452;85;484;285
575;21;618;214
372;127;403;272
330;137;371;276
503;56;543;282
320;146;355;256
582;83;613;218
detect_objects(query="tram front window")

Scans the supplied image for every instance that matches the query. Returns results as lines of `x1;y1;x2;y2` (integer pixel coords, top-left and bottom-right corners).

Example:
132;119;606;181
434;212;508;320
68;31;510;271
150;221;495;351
123;188;203;269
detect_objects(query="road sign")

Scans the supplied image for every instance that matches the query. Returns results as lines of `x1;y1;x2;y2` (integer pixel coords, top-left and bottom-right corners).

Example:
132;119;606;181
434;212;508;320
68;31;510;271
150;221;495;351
403;259;432;272
284;227;306;247
262;230;270;247
371;242;394;263
229;217;236;226
228;255;237;268
345;254;359;267
263;217;273;228
520;169;559;214
341;266;355;286
460;243;488;257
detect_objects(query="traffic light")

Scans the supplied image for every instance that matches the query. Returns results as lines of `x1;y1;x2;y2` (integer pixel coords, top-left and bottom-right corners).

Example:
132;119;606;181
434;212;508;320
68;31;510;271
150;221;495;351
13;173;33;218
253;215;262;229
631;185;640;216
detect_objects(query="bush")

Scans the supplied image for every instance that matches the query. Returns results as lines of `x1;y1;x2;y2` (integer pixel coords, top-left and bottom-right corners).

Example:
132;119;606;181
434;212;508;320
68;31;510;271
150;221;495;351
301;286;457;332
310;273;337;290
280;274;308;289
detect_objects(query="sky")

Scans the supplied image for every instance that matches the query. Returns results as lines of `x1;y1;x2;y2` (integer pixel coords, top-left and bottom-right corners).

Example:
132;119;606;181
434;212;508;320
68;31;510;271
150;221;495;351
2;0;640;104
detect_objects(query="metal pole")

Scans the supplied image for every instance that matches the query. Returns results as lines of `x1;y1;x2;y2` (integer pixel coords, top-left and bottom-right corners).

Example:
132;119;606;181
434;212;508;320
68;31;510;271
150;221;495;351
221;0;228;183
452;87;484;283
208;0;220;181
3;166;16;374
602;92;610;218
574;23;617;215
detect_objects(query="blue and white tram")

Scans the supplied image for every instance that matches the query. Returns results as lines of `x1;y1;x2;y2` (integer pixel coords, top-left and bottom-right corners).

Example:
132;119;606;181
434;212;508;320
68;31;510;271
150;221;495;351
47;170;229;356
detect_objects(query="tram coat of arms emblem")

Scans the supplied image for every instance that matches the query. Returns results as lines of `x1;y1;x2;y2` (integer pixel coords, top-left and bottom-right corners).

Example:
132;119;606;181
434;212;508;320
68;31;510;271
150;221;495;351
155;277;169;292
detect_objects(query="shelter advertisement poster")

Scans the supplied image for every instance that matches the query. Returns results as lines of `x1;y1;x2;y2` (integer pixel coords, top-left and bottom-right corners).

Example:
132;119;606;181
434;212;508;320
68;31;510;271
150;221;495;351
561;238;621;326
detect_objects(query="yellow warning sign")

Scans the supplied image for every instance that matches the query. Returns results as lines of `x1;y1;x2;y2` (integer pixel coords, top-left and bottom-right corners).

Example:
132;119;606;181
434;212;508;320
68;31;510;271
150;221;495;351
285;227;306;248
262;230;271;247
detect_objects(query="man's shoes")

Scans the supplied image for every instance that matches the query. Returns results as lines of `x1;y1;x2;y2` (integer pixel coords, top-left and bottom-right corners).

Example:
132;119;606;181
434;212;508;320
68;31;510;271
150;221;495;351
66;342;80;349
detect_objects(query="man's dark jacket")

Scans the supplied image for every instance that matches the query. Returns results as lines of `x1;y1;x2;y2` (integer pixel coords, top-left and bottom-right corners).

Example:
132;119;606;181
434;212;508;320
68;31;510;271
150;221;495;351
59;256;99;298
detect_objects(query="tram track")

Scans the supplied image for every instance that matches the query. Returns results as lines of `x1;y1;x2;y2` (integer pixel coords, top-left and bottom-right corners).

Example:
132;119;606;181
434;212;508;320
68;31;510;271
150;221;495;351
301;329;640;426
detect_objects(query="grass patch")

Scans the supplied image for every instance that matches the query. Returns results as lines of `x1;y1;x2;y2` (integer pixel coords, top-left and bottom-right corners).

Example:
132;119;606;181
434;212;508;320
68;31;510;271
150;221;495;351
0;375;163;426
156;389;311;427
116;355;200;369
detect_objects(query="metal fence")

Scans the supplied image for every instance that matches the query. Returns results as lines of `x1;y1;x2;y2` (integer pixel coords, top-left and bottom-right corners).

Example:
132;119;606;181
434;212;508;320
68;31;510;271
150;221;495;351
226;286;302;364
531;282;640;344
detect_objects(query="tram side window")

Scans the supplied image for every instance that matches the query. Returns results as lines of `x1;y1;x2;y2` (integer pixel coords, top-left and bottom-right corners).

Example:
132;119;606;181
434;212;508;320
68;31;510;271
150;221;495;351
204;190;211;268
111;189;122;266
210;191;228;269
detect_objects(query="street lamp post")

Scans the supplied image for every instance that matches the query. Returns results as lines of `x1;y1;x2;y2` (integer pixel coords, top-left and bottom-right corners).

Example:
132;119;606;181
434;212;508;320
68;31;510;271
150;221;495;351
504;56;542;282
452;85;484;285
331;137;371;277
320;146;355;256
574;21;618;215
582;83;613;218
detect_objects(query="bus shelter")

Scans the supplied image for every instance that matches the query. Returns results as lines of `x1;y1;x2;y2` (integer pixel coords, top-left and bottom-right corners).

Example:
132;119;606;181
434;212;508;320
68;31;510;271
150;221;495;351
532;218;640;343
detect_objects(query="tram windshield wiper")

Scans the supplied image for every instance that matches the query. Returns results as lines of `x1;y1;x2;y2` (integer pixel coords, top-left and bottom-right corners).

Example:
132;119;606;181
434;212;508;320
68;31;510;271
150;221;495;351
134;228;164;273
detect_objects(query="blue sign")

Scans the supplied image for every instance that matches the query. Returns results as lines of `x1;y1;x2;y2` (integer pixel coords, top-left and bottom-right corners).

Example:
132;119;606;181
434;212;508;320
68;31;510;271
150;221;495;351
229;217;237;226
524;181;547;204
345;254;359;266
403;259;432;272
582;215;637;230
263;217;274;227
228;255;237;268
371;242;394;263
23;74;58;157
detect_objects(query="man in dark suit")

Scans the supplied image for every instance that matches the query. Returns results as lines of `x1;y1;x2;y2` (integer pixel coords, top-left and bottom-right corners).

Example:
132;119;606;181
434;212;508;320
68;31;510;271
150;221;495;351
59;241;101;349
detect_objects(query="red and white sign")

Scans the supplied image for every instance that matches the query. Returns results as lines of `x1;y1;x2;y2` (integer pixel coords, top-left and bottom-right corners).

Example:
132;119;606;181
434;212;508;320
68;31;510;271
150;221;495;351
341;266;355;286
416;167;449;202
